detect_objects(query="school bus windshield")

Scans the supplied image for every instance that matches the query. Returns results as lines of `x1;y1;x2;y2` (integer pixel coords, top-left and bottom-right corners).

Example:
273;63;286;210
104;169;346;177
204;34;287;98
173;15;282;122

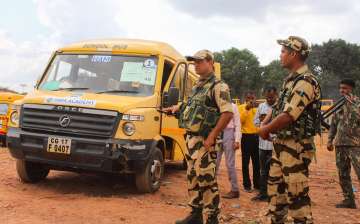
0;104;8;115
38;54;158;96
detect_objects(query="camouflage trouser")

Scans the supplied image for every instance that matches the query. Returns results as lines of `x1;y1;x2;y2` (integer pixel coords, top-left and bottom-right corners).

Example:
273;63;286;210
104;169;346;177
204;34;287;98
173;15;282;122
185;133;220;219
335;146;360;201
268;143;313;224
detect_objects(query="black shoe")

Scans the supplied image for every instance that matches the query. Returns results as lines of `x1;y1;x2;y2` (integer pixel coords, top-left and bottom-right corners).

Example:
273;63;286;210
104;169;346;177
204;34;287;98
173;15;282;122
244;187;252;193
175;208;203;224
222;191;240;199
251;194;268;202
206;215;219;224
335;199;357;209
253;186;260;192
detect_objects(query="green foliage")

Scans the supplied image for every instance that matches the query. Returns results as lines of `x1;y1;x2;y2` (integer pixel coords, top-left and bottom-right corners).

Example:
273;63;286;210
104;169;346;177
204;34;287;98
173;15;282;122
308;39;360;98
262;60;287;92
0;87;18;94
214;48;262;99
216;39;360;100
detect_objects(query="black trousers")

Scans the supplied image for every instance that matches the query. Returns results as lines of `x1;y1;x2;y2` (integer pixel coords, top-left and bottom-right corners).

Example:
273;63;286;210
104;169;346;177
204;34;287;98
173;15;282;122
241;134;260;189
259;149;272;196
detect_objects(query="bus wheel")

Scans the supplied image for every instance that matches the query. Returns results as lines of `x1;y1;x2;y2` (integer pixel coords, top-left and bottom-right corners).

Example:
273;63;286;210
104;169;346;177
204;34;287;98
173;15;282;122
16;160;50;183
135;147;164;193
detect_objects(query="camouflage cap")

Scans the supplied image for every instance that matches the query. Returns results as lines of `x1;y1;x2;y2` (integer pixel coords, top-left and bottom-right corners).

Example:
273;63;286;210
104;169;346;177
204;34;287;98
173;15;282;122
277;36;311;56
186;49;214;61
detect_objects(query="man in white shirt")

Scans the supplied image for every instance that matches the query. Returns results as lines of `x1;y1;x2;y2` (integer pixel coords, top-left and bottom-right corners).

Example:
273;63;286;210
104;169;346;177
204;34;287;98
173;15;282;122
216;103;241;199
252;87;277;201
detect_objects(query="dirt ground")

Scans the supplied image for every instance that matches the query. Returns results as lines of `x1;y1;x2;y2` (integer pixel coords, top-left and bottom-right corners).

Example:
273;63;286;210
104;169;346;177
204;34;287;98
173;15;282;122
0;135;359;224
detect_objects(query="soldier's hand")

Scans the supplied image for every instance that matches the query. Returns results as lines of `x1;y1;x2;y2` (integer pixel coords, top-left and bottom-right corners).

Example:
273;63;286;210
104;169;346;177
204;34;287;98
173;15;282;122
258;126;270;140
345;94;355;105
162;105;180;114
233;142;240;150
259;114;266;122
204;134;216;151
327;143;334;151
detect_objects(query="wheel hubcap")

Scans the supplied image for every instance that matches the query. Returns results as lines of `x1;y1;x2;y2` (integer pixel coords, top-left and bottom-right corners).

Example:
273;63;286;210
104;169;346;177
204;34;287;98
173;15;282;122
150;159;162;185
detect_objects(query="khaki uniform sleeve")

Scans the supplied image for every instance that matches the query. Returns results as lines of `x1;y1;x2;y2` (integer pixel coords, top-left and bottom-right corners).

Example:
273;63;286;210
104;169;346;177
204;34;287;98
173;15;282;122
283;80;315;121
214;82;233;113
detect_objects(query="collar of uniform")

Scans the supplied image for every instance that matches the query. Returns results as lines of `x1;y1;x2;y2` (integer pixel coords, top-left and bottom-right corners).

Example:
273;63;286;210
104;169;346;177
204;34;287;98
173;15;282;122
296;64;309;75
196;73;215;87
287;64;309;81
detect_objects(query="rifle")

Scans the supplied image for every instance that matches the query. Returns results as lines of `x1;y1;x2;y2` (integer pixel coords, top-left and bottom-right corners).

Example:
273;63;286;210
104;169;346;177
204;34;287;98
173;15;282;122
321;96;346;130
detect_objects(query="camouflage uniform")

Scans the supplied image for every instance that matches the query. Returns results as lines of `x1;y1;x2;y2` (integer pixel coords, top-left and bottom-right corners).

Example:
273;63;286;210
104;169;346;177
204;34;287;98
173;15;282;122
181;73;233;220
269;36;321;224
328;95;360;202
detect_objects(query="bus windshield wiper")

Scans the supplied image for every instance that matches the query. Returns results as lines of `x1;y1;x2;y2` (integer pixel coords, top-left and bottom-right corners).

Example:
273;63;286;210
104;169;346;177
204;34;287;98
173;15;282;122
96;89;139;94
53;87;90;91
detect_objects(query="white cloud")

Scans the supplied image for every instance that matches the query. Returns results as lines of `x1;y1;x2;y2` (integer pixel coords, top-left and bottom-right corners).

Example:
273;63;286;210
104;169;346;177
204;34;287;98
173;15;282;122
0;31;51;92
34;0;126;44
1;0;360;92
165;0;360;63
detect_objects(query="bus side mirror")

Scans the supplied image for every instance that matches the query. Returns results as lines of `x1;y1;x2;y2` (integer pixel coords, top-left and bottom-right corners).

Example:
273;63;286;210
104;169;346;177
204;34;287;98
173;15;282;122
163;87;179;107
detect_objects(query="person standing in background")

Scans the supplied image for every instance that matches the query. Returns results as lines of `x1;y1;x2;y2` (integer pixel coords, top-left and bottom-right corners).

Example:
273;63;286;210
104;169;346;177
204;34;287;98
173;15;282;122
238;92;260;192
327;78;360;209
216;102;241;199
252;87;278;201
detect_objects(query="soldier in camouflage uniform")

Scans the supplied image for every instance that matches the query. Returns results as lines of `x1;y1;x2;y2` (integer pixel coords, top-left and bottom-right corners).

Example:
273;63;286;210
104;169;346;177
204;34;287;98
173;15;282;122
327;78;360;209
165;50;233;224
259;36;321;224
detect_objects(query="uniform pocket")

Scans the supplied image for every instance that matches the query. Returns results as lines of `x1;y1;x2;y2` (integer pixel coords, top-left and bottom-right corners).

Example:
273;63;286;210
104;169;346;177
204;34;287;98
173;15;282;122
187;105;206;132
287;173;309;196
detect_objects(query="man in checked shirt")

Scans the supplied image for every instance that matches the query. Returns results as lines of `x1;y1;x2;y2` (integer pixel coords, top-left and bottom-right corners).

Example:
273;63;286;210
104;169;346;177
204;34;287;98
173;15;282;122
252;87;278;201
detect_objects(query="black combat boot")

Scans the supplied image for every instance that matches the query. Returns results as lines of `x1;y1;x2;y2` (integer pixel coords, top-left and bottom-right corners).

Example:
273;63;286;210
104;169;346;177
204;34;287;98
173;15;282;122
335;199;357;209
222;191;240;199
205;214;219;224
175;208;203;224
251;193;268;201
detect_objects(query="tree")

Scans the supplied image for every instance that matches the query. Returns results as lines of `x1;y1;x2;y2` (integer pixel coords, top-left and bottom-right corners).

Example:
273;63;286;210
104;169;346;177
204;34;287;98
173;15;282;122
215;39;360;101
261;60;287;93
214;48;262;100
308;39;360;98
0;87;18;94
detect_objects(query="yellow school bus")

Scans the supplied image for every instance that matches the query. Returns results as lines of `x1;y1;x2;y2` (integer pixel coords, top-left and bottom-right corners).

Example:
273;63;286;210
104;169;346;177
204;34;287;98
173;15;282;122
7;39;220;193
321;99;334;111
0;92;24;146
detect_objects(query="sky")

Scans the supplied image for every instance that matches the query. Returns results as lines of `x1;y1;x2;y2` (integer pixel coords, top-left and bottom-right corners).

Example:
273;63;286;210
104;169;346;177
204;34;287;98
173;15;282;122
1;0;360;92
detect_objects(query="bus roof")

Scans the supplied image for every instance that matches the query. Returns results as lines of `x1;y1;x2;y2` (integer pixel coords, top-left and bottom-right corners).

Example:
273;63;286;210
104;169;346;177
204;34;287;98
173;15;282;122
58;38;184;61
0;92;24;102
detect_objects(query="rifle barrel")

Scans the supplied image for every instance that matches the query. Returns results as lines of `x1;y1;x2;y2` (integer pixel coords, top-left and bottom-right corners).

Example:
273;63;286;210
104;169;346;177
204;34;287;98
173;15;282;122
321;96;346;129
322;97;345;119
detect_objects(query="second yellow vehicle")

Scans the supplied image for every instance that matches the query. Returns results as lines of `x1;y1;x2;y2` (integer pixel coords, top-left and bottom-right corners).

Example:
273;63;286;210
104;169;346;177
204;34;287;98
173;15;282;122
7;39;220;193
0;92;24;146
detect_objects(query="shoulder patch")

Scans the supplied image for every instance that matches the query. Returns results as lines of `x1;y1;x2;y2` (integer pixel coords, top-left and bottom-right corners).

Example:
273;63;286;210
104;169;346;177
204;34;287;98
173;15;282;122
220;90;231;102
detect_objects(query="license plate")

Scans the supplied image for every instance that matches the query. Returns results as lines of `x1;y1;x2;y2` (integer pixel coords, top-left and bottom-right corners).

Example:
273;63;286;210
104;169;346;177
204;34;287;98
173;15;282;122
47;137;72;155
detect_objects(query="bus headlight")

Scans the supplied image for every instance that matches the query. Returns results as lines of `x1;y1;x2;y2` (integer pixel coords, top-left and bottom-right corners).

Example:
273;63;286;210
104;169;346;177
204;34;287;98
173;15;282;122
8;104;21;127
10;111;19;126
123;122;136;136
